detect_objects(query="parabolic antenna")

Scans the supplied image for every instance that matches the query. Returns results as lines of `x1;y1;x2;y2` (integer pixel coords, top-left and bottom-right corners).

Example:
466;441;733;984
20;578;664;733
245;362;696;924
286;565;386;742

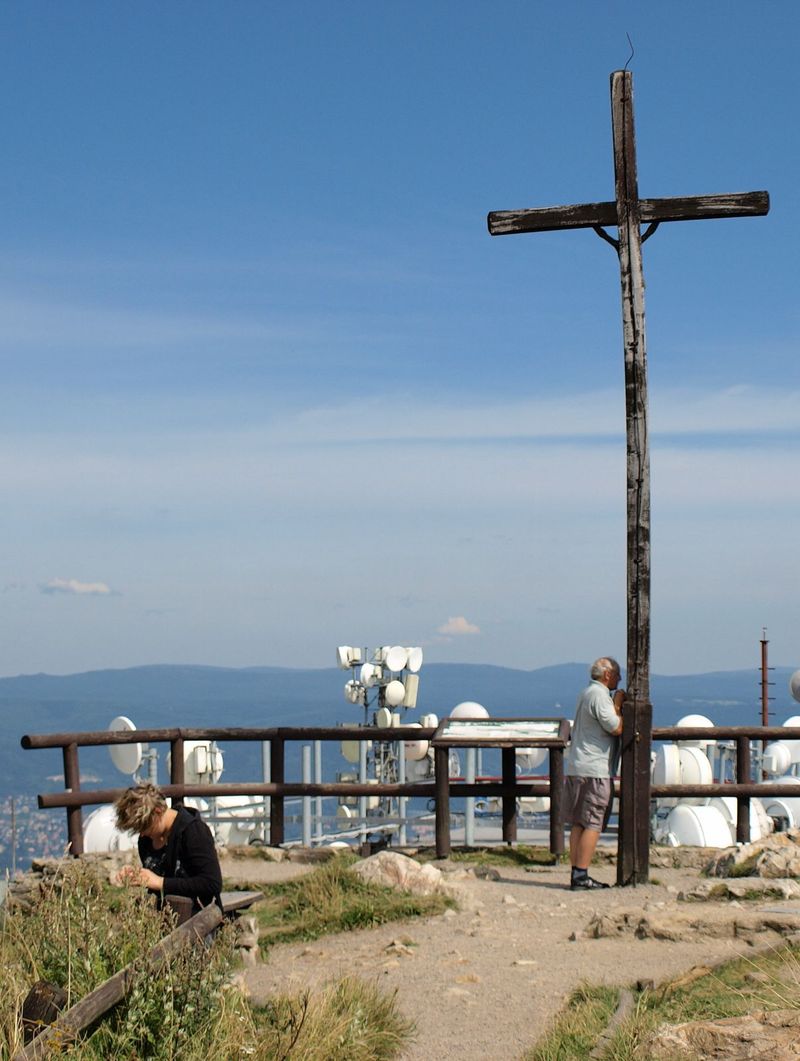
763;741;792;776
337;646;352;670
420;712;439;730
384;646;408;672
678;745;713;805
674;714;715;749
516;747;548;771
781;715;800;764
402;722;429;762
343;679;364;704
789;670;800;703
406;647;424;673
108;716;143;776
384;680;405;707
652;744;681;786
666;804;732;848
375;706;392;728
83;804;137;853
341;738;371;763
450;701;489;720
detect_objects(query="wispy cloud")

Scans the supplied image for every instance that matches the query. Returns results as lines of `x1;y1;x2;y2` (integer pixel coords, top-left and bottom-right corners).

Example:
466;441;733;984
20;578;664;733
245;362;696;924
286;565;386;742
437;616;480;636
40;578;116;597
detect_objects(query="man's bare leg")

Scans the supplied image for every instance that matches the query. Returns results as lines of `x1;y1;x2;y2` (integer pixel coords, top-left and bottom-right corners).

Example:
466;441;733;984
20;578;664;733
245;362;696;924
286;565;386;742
573;826;601;870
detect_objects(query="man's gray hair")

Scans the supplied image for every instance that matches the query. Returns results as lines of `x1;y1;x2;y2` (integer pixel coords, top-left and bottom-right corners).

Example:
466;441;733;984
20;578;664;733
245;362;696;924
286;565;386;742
590;657;620;680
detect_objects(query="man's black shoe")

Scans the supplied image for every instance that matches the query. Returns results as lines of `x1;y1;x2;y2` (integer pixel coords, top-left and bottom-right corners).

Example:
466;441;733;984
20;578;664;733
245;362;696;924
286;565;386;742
570;875;610;891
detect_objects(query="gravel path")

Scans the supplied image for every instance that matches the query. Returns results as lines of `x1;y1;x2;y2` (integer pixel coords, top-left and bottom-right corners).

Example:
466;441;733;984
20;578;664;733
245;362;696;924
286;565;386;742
238;855;779;1060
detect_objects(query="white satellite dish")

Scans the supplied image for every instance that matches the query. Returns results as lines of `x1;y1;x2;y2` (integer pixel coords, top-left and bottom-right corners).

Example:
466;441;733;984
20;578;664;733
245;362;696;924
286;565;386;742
343;679;363;704
341;738;371;763
385;646;408;672
108;716;143;776
420;712;439;730
763;741;792;776
337;646;353;669
384;679;405;707
678;745;713;805
375;706;392;728
652;743;681;786
666;804;733;848
781;715;800;764
406;647;424;673
83;804;137;853
450;701;489;720
674;714;715;749
403;723;429;762
516;747;548;771
789;670;800;703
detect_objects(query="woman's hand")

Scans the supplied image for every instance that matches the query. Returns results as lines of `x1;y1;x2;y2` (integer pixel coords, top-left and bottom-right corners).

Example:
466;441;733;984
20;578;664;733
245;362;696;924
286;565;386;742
115;865;164;891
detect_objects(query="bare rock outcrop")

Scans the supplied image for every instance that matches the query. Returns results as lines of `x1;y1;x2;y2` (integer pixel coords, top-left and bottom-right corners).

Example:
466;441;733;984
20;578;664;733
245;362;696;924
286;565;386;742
680;877;800;902
352;851;462;900
706;830;800;879
583;906;800;942
647;1008;800;1059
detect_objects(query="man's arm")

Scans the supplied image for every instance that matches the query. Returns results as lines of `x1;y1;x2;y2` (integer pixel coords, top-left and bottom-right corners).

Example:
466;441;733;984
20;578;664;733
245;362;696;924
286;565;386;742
609;689;625;736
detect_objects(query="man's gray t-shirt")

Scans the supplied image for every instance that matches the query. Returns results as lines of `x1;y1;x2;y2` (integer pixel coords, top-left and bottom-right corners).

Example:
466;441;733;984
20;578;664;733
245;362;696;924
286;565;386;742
565;680;620;779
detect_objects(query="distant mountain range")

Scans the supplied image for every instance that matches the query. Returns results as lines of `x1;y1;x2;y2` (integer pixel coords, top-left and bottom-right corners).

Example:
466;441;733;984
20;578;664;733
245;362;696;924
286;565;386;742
2;661;798;798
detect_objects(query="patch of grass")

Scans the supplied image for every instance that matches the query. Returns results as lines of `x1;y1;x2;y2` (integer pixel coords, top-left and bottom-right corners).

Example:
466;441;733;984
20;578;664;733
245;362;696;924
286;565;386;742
256;856;454;953
418;844;563;867
727;853;760;878
1;859;415;1060
525;944;800;1060
0;860;249;1060
524;984;619;1060
253;976;414;1060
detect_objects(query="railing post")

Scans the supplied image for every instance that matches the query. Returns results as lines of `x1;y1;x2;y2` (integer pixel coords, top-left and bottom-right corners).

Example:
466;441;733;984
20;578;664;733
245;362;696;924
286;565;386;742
313;739;323;843
270;737;285;846
63;742;83;857
397;741;408;846
617;698;652;886
358;738;368;847
301;745;312;846
170;736;185;807
464;747;476;849
434;746;451;858
501;746;517;844
261;739;271;841
548;746;565;856
736;736;752;844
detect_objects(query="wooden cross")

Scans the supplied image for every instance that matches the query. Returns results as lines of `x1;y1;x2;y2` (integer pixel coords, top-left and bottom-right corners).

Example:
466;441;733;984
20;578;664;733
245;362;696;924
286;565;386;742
488;70;768;883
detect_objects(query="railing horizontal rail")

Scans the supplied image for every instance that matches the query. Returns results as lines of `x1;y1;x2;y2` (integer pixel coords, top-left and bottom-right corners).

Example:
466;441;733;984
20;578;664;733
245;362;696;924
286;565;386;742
21;725;438;750
38;780;554;810
653;726;800;740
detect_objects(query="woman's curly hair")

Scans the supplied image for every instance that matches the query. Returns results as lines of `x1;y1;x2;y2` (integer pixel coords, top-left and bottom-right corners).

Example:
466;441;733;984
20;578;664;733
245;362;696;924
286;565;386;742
114;782;167;834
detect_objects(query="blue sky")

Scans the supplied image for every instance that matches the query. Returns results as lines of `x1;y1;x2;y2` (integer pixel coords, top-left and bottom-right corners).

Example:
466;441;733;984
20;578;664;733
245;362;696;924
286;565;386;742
1;2;798;679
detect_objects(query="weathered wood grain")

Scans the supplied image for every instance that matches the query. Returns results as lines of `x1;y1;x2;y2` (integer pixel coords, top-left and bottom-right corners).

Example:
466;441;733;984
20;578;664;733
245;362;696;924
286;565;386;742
487;190;769;235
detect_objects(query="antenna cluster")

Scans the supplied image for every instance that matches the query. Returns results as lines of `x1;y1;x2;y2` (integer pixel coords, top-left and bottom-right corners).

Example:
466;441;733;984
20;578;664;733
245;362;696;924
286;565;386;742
337;645;423;711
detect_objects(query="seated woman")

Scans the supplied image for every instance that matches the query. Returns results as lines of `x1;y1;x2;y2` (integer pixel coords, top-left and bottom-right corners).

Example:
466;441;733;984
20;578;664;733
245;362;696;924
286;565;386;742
114;782;222;913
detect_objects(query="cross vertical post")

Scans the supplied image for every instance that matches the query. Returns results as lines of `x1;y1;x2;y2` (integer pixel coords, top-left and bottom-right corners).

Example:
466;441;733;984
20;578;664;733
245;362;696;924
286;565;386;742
611;70;652;885
486;70;767;885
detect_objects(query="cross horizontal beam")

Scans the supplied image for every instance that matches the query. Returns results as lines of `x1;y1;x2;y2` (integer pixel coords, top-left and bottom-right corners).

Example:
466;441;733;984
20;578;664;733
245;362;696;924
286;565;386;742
487;190;769;236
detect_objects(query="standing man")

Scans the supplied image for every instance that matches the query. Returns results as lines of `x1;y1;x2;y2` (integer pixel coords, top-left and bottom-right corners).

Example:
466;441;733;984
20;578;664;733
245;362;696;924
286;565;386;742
565;657;625;890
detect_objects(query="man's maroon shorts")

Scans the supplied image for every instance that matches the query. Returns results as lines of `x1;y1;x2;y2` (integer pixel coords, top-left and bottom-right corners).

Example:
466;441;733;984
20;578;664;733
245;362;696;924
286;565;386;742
564;776;612;831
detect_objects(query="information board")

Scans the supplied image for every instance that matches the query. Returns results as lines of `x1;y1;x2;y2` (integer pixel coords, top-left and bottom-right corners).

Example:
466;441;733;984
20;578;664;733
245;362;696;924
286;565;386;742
432;717;569;747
